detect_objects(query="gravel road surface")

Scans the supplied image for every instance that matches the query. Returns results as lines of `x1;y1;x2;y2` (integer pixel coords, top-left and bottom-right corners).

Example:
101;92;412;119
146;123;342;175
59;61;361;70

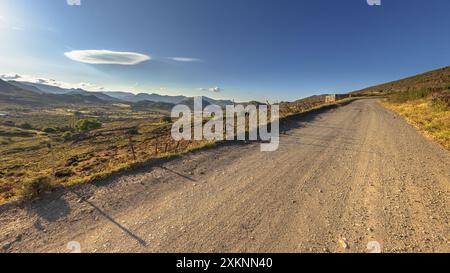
1;99;449;253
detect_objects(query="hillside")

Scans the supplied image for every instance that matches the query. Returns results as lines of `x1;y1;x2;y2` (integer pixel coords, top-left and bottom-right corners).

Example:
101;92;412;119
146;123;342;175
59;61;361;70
370;66;450;150
7;81;45;94
130;100;175;114
0;79;26;94
352;66;450;96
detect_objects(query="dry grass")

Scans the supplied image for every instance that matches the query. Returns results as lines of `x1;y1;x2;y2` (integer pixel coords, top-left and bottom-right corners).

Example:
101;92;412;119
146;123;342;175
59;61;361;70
0;106;214;204
0;96;356;205
0;128;214;205
382;98;450;150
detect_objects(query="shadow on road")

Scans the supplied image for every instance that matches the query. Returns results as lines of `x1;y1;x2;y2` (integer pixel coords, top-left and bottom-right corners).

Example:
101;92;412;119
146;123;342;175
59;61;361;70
70;190;147;247
25;193;71;223
159;166;197;182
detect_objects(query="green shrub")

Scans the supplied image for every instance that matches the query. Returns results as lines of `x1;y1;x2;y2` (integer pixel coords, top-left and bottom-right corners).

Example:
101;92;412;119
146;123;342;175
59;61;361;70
55;168;73;178
73;111;83;118
43;127;58;134
22;176;52;199
389;89;432;103
62;131;73;141
127;128;139;135
19;122;33;130
75;118;102;132
0;137;11;145
160;116;172;123
57;126;72;133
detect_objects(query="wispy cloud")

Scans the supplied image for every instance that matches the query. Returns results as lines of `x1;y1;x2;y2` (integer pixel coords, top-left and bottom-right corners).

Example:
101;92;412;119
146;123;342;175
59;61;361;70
209;87;224;93
64;50;151;65
169;57;201;62
0;15;24;31
0;73;105;91
0;73;21;80
200;86;224;93
67;0;82;6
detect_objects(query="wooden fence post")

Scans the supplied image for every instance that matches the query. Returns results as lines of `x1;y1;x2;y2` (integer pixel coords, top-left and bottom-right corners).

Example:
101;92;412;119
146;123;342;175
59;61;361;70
47;140;56;181
128;136;136;161
164;142;168;153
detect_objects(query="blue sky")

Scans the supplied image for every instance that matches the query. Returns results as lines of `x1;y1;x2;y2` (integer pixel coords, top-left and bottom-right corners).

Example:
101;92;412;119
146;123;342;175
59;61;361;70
0;0;449;102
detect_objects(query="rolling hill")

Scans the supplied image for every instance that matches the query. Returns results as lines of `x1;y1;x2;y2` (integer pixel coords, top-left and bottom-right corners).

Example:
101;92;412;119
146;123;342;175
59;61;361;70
352;66;450;96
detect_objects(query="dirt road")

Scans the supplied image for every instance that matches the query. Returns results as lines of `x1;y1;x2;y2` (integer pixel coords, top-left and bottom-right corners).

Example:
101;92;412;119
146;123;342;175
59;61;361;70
1;99;449;253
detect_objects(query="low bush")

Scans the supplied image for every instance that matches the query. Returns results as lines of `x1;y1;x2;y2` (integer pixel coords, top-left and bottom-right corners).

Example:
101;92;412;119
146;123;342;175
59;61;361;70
160;116;172;124
432;92;450;109
19;122;33;130
62;131;73;141
55;168;74;178
431;100;449;112
127;128;139;135
21;176;52;199
388;89;432;103
43;127;58;134
75;118;102;132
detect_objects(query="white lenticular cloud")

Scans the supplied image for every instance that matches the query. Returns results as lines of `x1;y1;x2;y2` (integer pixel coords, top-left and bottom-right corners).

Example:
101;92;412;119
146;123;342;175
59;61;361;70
169;57;201;62
64;50;151;65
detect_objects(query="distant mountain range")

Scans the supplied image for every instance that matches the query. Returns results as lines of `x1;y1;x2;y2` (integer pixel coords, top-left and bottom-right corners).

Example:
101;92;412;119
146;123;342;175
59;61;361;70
2;80;234;108
0;80;107;106
104;92;234;107
105;91;188;104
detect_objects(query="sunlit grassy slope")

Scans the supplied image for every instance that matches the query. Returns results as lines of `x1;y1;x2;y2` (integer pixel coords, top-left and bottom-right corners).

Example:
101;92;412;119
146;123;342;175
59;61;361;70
350;65;450;151
382;90;450;151
383;95;450;150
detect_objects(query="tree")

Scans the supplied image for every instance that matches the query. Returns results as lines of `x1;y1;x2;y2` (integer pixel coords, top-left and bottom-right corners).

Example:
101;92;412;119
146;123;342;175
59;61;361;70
75;118;102;132
70;111;83;129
